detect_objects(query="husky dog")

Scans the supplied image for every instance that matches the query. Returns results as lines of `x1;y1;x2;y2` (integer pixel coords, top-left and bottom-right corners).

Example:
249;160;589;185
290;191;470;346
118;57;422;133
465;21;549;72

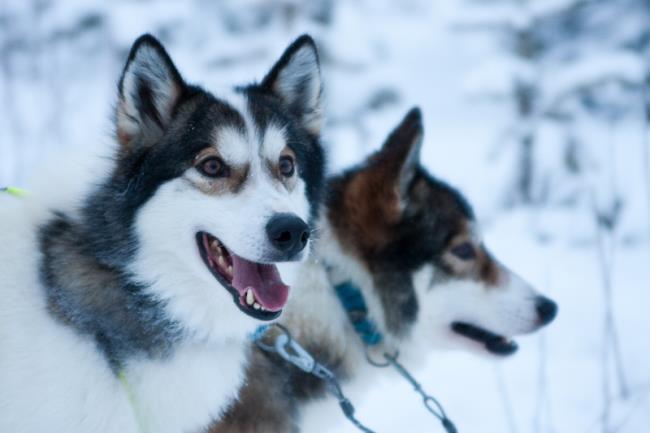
210;108;558;433
0;34;325;433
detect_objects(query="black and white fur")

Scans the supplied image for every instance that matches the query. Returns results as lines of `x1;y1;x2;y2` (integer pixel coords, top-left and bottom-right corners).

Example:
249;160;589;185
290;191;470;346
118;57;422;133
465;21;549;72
209;108;558;433
0;34;325;433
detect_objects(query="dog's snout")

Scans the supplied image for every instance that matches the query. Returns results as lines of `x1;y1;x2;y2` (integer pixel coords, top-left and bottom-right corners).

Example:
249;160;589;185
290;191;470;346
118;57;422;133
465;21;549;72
266;213;309;259
535;296;558;326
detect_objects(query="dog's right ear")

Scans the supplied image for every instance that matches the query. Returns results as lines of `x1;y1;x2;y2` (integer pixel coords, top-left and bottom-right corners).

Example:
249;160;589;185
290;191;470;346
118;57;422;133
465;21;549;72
372;107;424;199
116;34;185;150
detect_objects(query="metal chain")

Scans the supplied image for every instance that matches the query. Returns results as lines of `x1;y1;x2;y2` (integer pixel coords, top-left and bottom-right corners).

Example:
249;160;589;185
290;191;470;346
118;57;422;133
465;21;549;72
366;348;458;433
254;324;378;433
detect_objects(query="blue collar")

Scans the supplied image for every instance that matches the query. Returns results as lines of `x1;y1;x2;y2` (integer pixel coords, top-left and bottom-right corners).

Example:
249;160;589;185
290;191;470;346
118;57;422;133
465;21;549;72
250;324;271;342
250;276;384;347
333;281;383;346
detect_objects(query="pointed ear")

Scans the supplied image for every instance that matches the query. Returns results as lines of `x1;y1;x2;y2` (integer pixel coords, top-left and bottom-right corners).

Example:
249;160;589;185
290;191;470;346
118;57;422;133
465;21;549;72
116;34;185;149
260;35;323;136
372;107;424;198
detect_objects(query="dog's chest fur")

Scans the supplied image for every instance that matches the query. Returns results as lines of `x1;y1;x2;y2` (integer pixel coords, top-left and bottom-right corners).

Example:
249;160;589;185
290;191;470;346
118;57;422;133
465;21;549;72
124;340;249;433
0;204;249;433
40;212;182;368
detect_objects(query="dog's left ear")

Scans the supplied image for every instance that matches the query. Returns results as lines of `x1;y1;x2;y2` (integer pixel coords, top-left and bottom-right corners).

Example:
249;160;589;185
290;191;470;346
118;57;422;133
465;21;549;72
116;34;185;150
260;35;323;136
373;107;424;199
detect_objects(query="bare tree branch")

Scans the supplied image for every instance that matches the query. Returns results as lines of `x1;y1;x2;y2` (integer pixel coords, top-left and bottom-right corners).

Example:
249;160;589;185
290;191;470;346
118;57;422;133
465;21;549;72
496;364;521;433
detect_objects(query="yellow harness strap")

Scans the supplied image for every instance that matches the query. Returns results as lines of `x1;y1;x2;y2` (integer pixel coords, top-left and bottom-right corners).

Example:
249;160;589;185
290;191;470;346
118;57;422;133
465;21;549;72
1;186;29;197
118;370;148;433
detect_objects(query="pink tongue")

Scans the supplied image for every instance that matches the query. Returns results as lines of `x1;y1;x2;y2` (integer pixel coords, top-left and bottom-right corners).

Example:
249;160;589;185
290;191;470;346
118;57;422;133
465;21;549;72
230;254;289;312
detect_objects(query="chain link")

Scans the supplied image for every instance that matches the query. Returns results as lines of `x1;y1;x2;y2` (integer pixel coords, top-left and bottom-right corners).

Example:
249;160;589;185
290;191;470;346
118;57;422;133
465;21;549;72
379;351;457;433
254;324;378;433
254;324;457;433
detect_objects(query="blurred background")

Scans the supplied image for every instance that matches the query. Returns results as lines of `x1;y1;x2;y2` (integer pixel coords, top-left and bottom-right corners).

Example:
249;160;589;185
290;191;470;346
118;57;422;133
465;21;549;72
1;0;649;432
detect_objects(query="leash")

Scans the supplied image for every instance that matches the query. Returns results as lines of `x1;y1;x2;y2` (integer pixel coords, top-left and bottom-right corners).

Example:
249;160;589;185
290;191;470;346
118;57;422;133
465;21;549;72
0;186;29;197
252;324;378;433
333;279;458;433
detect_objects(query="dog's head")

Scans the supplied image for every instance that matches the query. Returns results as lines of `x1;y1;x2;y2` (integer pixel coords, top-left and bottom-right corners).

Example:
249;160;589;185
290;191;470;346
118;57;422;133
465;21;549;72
87;34;325;340
326;108;556;357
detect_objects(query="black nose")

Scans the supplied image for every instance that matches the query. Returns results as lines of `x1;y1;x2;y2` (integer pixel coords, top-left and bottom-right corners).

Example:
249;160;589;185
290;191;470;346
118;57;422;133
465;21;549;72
535;296;558;326
266;213;310;259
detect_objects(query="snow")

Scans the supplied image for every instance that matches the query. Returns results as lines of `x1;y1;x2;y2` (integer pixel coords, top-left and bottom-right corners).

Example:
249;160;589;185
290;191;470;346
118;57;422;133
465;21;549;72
543;51;645;111
1;0;649;432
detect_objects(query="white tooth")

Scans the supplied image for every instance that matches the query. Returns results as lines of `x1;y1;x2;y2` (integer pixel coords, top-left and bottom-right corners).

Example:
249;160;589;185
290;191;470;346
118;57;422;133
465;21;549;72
246;289;255;306
218;256;226;269
253;303;261;310
227;265;233;275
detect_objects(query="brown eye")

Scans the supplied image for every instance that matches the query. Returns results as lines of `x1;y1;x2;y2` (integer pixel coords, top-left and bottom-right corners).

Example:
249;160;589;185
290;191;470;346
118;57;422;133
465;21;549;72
451;242;476;261
198;157;229;178
279;155;295;177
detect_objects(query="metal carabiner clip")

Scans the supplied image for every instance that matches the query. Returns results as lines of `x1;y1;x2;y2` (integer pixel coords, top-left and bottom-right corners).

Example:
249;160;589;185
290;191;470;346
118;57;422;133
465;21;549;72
274;334;316;373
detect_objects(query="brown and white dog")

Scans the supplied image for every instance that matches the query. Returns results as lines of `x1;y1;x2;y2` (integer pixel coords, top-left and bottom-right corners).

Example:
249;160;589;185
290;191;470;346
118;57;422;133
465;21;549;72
209;108;558;433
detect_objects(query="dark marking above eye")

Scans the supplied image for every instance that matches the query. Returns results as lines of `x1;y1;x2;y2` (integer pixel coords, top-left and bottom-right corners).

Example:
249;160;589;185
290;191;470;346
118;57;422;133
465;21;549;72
450;242;476;260
479;252;501;287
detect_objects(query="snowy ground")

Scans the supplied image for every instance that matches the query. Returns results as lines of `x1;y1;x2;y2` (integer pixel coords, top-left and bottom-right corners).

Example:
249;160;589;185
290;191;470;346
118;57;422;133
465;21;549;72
1;1;649;432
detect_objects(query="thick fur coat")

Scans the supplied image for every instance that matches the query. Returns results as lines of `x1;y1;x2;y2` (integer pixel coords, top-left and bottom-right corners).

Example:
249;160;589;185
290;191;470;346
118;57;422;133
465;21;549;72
0;34;325;433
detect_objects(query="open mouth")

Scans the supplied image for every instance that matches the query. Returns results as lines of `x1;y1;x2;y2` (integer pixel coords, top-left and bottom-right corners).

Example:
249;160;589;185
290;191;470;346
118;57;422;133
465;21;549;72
196;232;289;321
451;322;518;356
